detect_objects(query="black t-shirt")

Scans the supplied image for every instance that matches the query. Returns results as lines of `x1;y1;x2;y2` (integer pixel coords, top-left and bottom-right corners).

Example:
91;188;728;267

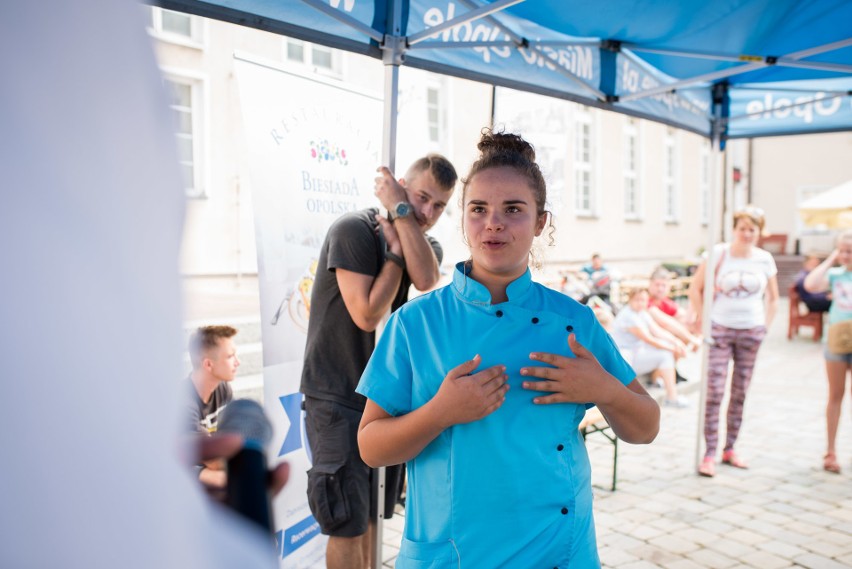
186;377;233;434
300;207;442;409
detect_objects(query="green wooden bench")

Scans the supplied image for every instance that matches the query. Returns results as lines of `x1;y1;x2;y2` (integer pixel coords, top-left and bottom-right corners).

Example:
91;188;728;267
580;407;618;491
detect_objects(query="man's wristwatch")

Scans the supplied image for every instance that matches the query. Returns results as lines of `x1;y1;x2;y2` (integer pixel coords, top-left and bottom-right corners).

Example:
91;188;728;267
385;251;405;268
392;201;412;221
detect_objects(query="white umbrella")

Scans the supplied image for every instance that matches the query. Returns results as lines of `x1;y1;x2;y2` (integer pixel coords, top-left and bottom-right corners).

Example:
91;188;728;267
799;180;852;229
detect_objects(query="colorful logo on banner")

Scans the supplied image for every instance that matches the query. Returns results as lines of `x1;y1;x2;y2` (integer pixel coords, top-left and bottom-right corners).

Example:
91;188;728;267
310;139;349;165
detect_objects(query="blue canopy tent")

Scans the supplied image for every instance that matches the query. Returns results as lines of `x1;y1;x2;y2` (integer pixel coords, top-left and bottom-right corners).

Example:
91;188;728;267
160;0;852;145
155;0;852;563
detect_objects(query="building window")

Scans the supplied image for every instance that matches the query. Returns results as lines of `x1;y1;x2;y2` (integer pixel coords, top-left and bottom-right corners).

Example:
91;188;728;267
700;139;711;225
148;7;204;46
574;106;596;216
427;86;441;144
164;77;205;198
663;128;679;223
285;39;338;75
623;118;641;219
286;41;305;62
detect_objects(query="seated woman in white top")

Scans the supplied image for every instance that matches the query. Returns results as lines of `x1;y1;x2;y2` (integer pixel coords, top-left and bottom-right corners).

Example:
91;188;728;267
611;288;688;407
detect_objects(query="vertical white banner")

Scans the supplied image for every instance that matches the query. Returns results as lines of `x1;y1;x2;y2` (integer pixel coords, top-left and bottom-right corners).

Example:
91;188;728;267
235;54;382;568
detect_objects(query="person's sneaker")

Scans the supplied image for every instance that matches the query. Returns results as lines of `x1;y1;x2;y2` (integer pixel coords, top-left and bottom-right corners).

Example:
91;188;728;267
663;396;689;408
644;376;663;389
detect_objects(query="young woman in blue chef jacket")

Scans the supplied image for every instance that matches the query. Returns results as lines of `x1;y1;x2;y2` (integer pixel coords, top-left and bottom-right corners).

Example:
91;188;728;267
356;129;660;568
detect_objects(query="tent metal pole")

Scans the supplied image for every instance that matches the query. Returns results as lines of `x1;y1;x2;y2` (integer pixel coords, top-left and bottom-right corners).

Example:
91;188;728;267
627;35;852;65
773;60;852;74
695;85;726;471
530;45;607;100
617;48;710;107
407;0;525;45
411;39;599;50
785;36;852;60
619;62;765;103
412;39;523;49
731;85;852;94
373;3;404;567
625;44;763;63
623;36;852;104
382;55;401;173
299;0;384;42
448;0;606;100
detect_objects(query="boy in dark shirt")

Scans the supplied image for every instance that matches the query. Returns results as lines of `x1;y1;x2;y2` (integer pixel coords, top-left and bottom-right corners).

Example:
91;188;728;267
186;325;240;487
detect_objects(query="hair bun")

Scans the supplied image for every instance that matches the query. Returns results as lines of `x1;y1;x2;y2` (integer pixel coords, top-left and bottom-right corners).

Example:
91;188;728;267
478;129;535;162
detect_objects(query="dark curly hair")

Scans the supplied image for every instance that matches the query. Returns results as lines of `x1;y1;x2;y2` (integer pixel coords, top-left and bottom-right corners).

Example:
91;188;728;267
462;128;548;216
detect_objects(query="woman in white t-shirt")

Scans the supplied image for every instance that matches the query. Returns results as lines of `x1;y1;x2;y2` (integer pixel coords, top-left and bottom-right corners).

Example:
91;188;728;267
689;206;779;477
611;288;688;407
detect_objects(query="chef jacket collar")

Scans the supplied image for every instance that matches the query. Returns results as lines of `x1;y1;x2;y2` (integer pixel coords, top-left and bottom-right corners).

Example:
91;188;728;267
451;261;534;306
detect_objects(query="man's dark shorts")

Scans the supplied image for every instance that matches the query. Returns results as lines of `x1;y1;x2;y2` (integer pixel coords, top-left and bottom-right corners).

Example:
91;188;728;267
304;396;404;537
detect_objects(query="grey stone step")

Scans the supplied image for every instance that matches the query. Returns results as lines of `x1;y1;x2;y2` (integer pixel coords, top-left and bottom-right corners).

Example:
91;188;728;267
232;373;265;405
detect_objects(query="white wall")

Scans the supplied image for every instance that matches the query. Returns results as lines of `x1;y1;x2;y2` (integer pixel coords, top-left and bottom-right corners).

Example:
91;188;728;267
745;132;852;254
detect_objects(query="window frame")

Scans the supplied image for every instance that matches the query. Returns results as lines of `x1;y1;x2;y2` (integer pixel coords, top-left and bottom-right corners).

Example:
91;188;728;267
426;84;442;146
623;118;643;221
284;39;342;78
161;70;208;199
662;127;680;224
573;106;598;218
148;7;206;49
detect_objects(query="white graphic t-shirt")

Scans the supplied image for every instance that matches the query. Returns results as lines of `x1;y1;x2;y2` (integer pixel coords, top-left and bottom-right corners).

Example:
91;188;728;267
710;243;777;329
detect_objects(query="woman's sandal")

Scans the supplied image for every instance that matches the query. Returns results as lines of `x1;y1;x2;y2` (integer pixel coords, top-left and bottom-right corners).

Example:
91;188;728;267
823;453;841;474
722;450;748;469
698;457;716;477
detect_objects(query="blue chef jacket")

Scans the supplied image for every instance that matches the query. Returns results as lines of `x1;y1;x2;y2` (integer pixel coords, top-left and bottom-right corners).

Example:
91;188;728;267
357;263;636;569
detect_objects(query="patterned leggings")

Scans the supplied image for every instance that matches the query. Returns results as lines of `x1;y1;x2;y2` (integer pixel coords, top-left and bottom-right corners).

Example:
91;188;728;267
704;322;767;457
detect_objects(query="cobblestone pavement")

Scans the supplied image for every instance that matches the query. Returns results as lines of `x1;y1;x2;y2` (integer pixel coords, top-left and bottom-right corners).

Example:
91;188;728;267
381;301;852;568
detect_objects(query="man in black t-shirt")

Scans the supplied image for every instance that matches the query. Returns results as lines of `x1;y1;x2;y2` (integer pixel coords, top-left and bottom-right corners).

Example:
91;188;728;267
301;155;457;569
186;325;240;488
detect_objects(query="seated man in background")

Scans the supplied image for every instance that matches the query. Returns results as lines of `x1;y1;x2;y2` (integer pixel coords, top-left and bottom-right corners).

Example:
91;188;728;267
580;253;614;306
581;252;608;278
796;254;832;313
187;325;241;487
